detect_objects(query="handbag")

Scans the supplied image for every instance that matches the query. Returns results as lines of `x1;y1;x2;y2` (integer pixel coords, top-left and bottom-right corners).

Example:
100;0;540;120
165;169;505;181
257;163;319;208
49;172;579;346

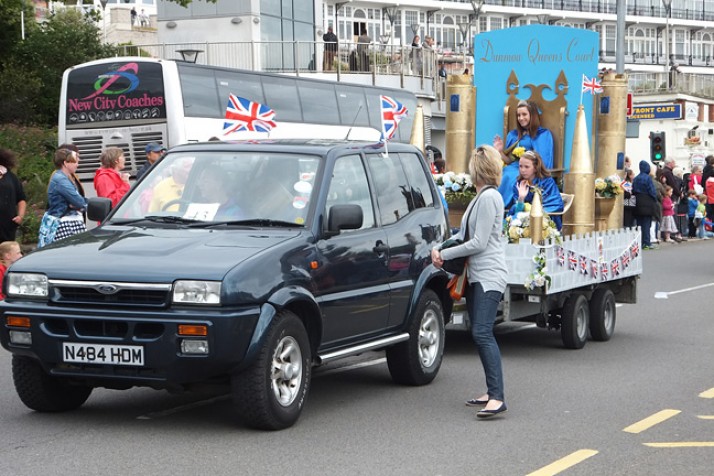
37;212;60;248
447;268;468;300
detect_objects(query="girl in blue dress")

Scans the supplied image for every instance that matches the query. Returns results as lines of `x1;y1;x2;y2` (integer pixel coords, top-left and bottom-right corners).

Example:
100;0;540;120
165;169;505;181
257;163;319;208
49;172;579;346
508;150;564;230
493;100;554;209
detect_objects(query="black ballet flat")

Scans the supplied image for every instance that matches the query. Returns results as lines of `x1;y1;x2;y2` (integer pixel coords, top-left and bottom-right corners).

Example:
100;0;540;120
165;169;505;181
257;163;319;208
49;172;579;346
465;398;488;406
476;403;507;418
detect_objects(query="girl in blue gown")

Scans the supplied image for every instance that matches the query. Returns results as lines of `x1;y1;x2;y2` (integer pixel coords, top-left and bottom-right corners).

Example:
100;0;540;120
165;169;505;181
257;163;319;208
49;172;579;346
494;100;554;209
508;150;564;230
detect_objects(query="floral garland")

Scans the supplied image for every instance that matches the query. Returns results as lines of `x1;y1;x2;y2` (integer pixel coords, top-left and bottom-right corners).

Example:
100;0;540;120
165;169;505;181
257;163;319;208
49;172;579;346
525;250;550;291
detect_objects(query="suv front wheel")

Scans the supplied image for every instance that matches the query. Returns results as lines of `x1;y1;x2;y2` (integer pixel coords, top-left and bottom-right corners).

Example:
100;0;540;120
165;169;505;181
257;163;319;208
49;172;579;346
386;289;445;385
232;310;312;430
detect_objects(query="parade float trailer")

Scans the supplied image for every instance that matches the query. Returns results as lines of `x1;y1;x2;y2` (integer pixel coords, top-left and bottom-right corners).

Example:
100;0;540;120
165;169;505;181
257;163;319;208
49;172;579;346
443;25;642;349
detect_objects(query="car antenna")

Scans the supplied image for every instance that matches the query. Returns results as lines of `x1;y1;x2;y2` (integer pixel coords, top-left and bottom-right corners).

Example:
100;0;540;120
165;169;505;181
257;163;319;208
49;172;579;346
345;103;363;141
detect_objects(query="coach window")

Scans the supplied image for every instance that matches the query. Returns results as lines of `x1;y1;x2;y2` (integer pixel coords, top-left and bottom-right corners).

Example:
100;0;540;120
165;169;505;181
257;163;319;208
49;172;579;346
261;76;302;122
179;67;221;118
366;153;411;226
215;71;265;108
299;83;340;125
335;85;370;127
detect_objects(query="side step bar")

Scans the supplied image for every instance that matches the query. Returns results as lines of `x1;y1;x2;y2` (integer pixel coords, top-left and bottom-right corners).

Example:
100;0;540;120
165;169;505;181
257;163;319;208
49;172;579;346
316;333;409;364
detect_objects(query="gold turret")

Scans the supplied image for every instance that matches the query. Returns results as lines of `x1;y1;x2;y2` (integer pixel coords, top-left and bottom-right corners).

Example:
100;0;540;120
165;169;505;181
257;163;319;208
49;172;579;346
530;187;544;244
410;104;425;154
563;104;595;236
445;75;475;173
596;72;628;230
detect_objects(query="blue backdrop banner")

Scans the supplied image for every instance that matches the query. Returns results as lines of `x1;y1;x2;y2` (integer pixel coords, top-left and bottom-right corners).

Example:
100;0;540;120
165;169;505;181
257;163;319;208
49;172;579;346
473;25;600;171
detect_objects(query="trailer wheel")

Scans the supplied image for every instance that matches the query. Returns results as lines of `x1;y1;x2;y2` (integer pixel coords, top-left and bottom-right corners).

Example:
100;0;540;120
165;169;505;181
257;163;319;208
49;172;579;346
561;293;589;349
589;288;616;341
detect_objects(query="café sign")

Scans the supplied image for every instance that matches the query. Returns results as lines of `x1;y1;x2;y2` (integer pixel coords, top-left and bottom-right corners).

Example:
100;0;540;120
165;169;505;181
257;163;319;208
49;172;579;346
629;104;682;120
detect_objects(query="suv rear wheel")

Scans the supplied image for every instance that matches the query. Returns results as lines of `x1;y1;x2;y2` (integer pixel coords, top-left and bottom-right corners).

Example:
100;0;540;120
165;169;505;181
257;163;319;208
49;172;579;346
232;310;311;430
387;289;445;385
12;355;93;412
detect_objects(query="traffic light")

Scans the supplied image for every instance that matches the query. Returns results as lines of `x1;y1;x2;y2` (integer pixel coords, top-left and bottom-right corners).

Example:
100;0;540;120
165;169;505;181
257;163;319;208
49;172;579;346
650;131;666;163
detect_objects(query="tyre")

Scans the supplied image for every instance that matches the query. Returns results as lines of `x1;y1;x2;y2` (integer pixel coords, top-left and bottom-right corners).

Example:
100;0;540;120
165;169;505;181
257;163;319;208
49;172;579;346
589;288;616;341
561;293;589;349
232;310;311;430
12;355;92;412
387;289;445;385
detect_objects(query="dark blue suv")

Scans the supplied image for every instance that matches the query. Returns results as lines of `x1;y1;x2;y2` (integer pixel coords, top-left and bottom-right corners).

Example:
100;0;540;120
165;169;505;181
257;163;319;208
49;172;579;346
1;140;452;429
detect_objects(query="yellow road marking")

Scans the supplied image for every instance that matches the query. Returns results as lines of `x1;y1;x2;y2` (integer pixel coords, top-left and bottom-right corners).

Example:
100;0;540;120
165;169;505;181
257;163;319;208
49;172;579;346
645;442;714;448
526;449;598;476
697;415;714;420
699;388;714;398
623;409;681;434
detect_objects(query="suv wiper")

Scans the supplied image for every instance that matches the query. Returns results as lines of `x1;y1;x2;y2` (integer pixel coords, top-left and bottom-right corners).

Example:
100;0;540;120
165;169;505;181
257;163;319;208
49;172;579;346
143;215;201;224
194;219;301;228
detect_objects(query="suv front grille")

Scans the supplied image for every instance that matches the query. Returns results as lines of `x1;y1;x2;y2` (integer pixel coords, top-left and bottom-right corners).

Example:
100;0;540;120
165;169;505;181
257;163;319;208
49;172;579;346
50;280;172;308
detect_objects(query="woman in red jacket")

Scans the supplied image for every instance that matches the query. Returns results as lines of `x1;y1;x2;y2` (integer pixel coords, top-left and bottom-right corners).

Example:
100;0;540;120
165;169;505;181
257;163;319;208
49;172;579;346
94;147;131;207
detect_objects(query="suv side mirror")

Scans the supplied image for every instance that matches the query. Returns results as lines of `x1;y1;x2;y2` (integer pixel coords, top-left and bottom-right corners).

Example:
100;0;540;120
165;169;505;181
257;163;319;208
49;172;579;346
326;204;362;236
87;197;112;222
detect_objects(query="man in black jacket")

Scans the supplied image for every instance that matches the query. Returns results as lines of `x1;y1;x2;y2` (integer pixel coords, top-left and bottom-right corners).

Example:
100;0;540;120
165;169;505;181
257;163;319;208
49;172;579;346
323;26;337;71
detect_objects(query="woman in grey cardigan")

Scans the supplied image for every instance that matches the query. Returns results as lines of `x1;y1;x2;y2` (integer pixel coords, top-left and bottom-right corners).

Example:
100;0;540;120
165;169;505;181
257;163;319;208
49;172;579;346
431;145;508;418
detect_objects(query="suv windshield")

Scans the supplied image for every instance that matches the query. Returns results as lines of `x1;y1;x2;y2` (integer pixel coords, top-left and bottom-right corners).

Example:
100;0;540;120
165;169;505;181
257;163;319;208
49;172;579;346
111;151;321;226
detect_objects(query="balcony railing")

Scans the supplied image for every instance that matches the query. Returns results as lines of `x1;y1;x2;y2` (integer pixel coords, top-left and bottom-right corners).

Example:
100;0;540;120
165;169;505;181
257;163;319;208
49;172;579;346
628;72;714;98
117;40;470;99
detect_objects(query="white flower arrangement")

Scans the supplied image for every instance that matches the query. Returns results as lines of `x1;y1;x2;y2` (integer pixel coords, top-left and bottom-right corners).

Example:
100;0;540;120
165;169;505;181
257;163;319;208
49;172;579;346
524;250;551;291
595;174;624;198
432;172;477;207
505;209;562;245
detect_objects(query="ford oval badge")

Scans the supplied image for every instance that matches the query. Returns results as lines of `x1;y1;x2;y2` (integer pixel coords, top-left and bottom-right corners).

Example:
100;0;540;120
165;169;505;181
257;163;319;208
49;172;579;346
96;284;119;295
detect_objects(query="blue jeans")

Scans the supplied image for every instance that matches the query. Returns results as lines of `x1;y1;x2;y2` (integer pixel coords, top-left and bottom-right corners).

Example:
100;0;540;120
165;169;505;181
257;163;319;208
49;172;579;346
636;215;652;247
467;282;504;402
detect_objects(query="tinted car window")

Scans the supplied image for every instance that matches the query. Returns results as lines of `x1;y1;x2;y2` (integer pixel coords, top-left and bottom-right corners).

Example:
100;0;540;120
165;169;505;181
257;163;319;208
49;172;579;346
299;82;340;125
398;152;434;209
327;155;375;229
261;76;302;122
367;153;411;226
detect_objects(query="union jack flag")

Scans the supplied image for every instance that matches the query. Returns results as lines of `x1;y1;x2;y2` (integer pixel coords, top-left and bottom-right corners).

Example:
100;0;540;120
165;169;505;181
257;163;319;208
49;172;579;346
582;74;603;95
568;251;577;271
579;255;588;275
380;95;408;142
630;242;640;258
611;258;620;277
621;252;630;269
591;259;599;279
223;94;277;135
601;262;609;281
556;246;565;267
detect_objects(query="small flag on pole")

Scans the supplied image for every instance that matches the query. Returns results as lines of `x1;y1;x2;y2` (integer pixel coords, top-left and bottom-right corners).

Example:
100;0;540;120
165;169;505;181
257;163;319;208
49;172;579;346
380;95;408;142
223;94;276;135
582;74;603;95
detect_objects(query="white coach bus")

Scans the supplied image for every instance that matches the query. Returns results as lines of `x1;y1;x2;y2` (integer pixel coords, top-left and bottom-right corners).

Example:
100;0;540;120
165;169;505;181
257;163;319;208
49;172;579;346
59;57;418;181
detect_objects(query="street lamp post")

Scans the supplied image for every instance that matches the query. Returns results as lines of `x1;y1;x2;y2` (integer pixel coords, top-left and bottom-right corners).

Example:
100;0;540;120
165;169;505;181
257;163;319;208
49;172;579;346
662;0;672;78
458;22;471;53
470;0;485;35
99;0;108;43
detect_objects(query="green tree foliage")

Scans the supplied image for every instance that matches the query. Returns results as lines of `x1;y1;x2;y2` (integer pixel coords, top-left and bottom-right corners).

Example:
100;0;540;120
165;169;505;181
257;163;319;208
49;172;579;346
0;8;118;126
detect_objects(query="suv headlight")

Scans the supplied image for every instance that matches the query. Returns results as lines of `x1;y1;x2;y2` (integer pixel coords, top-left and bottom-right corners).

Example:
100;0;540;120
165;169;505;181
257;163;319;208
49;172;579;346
173;280;221;305
7;273;49;298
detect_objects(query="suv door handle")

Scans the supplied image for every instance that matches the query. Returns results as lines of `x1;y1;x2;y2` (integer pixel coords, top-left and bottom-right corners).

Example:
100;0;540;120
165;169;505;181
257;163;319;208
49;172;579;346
373;241;389;256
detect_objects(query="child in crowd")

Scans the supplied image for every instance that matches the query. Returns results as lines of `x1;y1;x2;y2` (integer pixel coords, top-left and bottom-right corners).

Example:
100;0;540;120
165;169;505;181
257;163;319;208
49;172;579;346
688;189;699;238
660;185;678;243
0;240;23;300
696;194;713;239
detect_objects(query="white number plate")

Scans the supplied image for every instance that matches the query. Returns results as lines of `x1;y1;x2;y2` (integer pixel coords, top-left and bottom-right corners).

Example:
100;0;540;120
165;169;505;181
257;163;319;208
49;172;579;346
62;343;144;366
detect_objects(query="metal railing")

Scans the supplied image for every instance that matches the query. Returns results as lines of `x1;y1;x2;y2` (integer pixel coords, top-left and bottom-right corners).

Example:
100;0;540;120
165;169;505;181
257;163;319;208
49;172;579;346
628;71;714;98
119;40;443;76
